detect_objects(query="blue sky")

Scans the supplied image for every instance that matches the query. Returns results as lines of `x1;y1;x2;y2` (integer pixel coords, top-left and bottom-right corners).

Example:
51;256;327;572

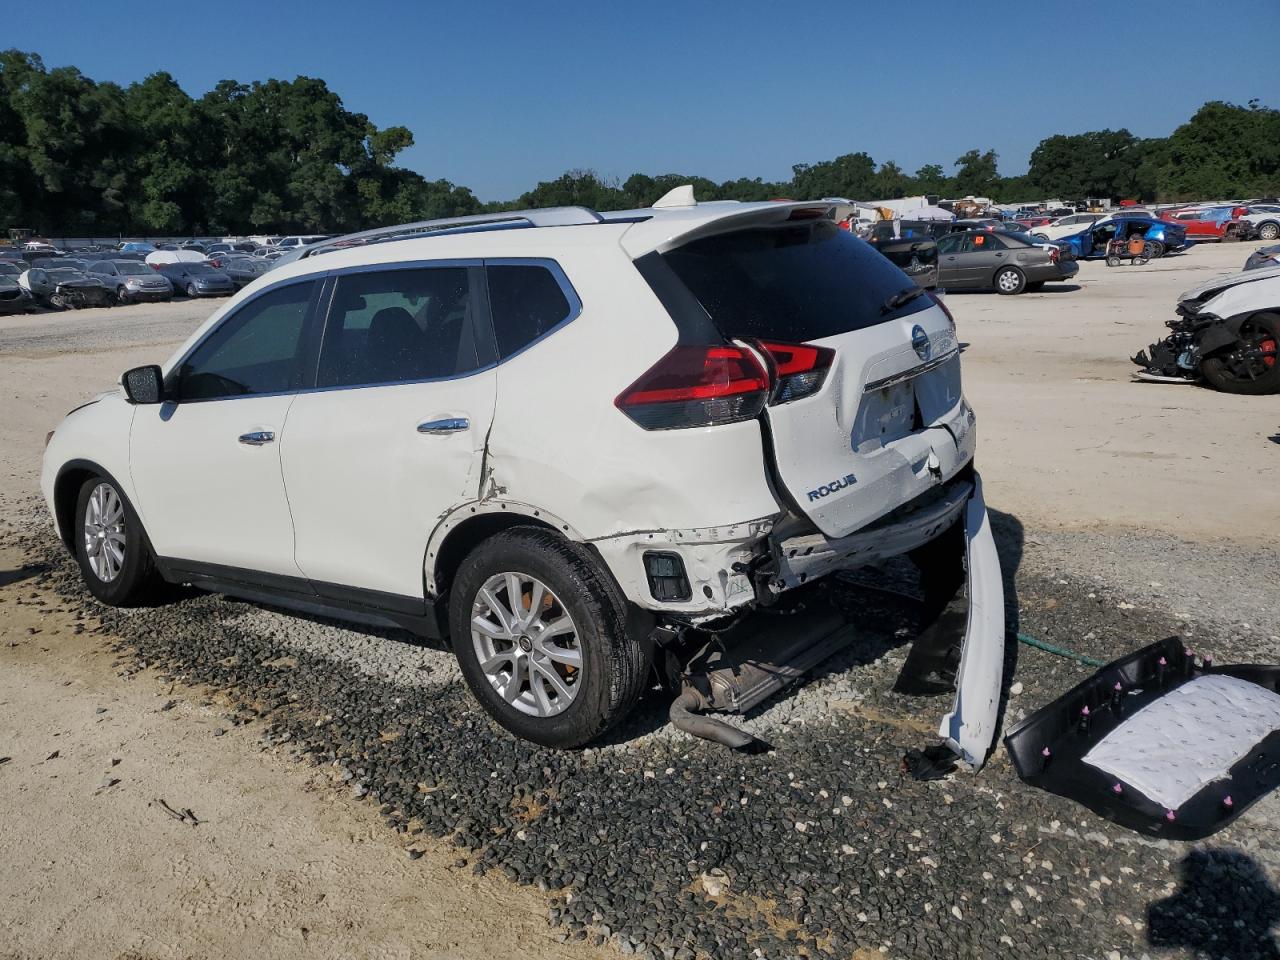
9;0;1279;200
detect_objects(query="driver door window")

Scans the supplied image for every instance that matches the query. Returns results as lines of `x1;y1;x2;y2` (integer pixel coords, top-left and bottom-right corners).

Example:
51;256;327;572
173;281;316;401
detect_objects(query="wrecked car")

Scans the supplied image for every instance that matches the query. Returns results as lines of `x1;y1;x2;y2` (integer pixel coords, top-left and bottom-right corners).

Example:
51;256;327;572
0;262;35;314
865;235;939;289
1056;216;1191;260
19;263;113;309
1244;243;1280;271
1132;264;1280;394
41;190;1004;763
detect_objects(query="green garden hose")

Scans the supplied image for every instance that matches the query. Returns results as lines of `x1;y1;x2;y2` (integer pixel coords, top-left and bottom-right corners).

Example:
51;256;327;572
1016;632;1106;667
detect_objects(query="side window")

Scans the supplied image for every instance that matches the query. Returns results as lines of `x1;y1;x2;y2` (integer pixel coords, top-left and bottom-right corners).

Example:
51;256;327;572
936;235;961;255
960;233;992;253
486;263;575;359
173;281;315;401
316;266;479;388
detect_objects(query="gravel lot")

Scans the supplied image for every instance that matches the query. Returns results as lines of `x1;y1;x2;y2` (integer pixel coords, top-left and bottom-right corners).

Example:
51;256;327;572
3;242;1280;959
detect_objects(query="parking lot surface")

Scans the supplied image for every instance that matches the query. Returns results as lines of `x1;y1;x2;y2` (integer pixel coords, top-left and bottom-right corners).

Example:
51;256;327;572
2;241;1279;959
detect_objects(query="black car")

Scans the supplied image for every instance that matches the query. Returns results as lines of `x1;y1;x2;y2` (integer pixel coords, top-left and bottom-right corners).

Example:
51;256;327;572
205;254;270;288
156;262;236;298
867;237;939;289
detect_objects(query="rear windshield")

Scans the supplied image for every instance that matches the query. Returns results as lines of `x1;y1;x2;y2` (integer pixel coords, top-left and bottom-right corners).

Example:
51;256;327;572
663;221;932;342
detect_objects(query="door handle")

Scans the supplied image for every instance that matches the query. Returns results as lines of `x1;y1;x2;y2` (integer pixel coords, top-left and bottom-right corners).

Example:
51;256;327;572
417;417;469;435
238;430;275;445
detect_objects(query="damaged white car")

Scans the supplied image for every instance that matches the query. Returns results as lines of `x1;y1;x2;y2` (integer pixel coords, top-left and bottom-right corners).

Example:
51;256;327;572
40;189;1005;760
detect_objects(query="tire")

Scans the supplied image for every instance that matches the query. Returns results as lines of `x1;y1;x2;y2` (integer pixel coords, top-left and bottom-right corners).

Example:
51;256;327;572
1026;281;1046;292
448;527;648;748
1031;233;1049;241
1201;313;1280;395
1106;255;1122;268
1148;240;1166;259
72;475;162;606
186;283;197;298
115;287;130;305
994;266;1026;295
1259;222;1280;241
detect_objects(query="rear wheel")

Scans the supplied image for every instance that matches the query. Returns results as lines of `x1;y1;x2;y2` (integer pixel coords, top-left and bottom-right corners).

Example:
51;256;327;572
1147;240;1166;259
1260;222;1280;241
73;476;162;606
449;528;648;748
994;266;1025;295
1201;314;1280;395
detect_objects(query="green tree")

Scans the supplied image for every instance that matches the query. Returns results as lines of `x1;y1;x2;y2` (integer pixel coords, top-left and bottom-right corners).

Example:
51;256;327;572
913;163;949;197
1028;129;1153;201
1153;100;1280;200
952;149;1000;197
791;152;877;199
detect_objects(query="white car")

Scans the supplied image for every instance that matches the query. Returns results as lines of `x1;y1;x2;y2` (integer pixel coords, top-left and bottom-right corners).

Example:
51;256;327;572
276;234;331;249
1029;212;1105;242
1241;205;1280;242
41;193;1005;758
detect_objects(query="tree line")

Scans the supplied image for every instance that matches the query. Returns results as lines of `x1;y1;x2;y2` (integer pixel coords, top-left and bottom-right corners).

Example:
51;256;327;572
2;48;1277;237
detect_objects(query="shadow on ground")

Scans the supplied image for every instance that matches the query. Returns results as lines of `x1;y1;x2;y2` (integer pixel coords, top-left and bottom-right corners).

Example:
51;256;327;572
1148;848;1280;959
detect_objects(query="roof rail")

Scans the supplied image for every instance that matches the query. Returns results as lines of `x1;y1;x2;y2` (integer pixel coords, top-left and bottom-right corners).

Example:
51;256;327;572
298;206;604;259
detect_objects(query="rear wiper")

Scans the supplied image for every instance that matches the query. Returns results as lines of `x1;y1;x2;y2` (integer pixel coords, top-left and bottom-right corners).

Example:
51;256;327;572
881;286;925;314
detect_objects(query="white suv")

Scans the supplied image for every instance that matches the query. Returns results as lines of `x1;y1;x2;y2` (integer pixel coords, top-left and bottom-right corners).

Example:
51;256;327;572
41;195;1005;761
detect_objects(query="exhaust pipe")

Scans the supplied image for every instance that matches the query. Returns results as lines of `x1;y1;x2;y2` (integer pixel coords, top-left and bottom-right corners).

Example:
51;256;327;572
669;685;756;750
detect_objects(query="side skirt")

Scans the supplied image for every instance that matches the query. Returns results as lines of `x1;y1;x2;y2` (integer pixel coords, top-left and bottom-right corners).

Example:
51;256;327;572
154;557;446;639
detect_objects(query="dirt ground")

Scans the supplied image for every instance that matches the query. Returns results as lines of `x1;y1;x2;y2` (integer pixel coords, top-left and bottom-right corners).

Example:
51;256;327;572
0;239;1276;959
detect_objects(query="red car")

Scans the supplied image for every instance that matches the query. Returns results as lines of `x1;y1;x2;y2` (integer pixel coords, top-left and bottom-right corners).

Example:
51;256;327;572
1160;206;1256;241
1015;215;1055;228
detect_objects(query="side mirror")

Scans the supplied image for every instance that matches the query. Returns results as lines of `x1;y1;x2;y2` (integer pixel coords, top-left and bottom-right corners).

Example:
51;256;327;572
122;364;165;404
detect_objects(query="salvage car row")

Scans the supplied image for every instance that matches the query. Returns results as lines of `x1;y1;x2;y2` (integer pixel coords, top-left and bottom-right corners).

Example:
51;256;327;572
0;245;282;313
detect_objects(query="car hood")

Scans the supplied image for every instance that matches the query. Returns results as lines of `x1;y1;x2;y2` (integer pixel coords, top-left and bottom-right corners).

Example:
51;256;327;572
1178;264;1280;303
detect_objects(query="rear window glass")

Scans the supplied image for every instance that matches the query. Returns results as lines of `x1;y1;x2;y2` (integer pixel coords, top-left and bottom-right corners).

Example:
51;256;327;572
662;221;931;342
487;263;575;358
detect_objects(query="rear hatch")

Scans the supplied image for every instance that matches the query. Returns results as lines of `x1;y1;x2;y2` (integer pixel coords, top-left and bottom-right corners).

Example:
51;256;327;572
660;218;974;540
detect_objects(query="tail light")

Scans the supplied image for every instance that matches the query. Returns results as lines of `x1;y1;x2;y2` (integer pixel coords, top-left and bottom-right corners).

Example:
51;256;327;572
1048;245;1060;264
615;345;768;430
754;340;834;404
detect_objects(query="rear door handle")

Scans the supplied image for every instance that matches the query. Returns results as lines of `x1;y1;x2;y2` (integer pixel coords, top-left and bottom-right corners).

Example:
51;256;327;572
417;417;469;435
238;431;275;445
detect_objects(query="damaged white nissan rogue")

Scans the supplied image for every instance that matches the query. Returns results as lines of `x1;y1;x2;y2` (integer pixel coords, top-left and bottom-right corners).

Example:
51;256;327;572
41;188;1005;762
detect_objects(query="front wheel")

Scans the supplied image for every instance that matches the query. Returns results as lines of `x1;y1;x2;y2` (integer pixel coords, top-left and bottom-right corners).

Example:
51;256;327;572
185;283;198;298
115;287;130;305
994;266;1026;295
1201;314;1280;395
73;476;162;606
449;528;648;748
1259;222;1280;241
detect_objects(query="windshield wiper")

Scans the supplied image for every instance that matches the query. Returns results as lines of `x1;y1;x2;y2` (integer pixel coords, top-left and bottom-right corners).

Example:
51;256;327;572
881;286;925;314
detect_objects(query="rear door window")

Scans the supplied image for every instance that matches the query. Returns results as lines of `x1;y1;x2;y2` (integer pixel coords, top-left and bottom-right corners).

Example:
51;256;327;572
661;221;930;342
485;263;577;359
316;267;484;388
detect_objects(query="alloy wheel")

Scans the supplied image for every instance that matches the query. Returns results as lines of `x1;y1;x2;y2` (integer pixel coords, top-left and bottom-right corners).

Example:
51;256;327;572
83;482;126;582
997;269;1021;292
470;572;582;718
